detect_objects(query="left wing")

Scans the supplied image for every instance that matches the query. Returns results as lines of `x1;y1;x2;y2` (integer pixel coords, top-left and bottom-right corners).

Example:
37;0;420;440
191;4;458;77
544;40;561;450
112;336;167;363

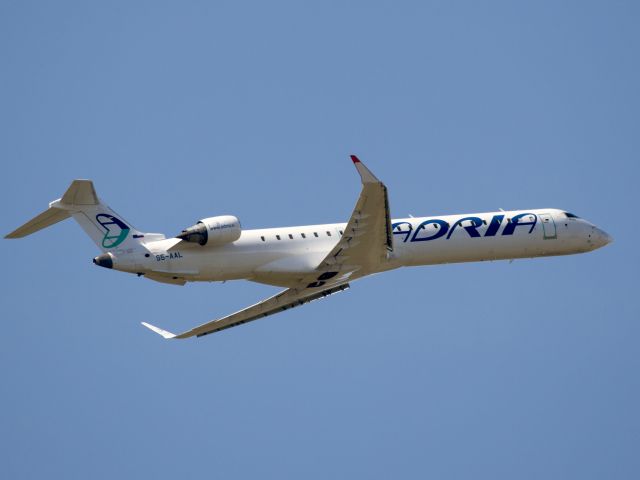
142;281;350;339
142;155;391;339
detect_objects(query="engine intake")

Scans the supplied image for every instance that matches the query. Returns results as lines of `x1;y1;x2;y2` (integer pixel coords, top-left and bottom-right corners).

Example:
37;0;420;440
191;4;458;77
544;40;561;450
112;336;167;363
177;215;241;246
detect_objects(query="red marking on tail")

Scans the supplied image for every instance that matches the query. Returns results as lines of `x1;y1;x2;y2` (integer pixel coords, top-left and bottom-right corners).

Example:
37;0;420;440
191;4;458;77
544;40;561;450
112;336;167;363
350;155;361;163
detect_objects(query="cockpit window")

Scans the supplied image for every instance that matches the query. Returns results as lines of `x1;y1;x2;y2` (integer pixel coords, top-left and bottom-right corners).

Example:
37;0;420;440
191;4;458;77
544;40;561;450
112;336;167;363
564;212;579;218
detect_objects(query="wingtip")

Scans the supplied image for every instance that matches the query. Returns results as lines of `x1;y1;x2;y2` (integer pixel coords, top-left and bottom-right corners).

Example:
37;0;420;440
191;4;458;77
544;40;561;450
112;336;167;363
349;155;381;183
141;321;177;339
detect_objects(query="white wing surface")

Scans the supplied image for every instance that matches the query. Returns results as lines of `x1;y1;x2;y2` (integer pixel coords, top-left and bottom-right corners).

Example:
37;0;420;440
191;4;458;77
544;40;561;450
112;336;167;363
142;282;350;339
321;155;393;271
142;156;392;339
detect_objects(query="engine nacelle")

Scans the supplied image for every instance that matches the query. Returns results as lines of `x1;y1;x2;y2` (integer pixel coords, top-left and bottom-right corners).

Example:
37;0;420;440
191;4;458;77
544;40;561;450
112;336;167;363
177;215;241;246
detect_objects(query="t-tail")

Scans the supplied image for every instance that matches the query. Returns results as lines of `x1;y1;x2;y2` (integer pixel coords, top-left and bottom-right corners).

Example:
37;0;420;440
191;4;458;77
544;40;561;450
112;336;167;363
5;180;163;252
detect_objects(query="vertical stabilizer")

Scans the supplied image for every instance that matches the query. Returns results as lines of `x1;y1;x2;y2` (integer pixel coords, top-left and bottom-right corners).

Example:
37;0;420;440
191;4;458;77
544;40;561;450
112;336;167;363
5;179;154;252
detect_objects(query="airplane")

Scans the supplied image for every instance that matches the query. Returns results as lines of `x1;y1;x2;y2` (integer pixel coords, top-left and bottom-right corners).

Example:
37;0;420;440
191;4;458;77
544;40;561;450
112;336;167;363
5;156;612;340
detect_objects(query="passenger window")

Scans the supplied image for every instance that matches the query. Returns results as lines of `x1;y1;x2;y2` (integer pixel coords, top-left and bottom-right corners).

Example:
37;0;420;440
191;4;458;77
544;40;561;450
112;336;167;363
276;235;281;240
288;234;293;239
314;232;319;237
301;233;306;239
260;236;265;242
326;231;331;236
339;230;344;235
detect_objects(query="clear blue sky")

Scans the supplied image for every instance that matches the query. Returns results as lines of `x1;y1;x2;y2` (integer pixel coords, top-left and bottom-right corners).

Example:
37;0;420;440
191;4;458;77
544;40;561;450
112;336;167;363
1;1;638;478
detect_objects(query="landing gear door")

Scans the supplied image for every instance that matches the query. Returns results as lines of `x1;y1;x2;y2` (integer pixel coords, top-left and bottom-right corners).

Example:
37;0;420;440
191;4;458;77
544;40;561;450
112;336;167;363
539;213;557;239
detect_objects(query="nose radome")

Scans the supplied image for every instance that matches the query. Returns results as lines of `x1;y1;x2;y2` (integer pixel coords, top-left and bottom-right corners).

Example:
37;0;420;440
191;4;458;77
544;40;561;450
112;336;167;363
595;228;613;248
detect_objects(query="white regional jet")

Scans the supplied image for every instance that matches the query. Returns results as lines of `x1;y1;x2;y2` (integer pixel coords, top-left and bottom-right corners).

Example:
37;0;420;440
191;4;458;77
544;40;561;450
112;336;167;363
6;156;612;339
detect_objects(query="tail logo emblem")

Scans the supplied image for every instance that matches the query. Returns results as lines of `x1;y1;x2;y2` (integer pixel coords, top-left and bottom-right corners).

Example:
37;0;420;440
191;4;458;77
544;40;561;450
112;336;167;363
96;214;130;248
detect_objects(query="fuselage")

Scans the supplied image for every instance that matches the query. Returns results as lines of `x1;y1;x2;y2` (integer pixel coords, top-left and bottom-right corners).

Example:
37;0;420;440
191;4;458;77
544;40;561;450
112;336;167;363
106;208;612;287
8;170;613;339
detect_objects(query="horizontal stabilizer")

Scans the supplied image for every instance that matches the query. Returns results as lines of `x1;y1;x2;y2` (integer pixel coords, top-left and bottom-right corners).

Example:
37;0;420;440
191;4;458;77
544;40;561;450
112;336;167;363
5;206;71;239
61;179;99;206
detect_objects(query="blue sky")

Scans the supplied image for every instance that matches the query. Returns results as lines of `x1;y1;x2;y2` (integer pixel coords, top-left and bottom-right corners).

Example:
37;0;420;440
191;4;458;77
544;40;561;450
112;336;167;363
1;1;638;478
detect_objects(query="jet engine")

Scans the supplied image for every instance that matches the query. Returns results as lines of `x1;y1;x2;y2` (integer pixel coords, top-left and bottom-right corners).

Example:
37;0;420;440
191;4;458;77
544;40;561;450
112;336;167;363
177;215;241;246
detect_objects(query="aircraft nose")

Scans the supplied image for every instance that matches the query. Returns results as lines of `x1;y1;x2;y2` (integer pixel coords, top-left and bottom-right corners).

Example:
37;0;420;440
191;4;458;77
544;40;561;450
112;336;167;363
593;228;613;248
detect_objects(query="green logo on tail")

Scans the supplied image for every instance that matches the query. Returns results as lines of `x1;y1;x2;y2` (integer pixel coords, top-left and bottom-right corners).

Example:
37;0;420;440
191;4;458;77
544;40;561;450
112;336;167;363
96;214;130;248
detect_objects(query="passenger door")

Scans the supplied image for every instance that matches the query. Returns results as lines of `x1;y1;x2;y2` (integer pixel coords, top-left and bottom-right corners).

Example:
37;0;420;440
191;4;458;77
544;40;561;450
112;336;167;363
539;213;557;239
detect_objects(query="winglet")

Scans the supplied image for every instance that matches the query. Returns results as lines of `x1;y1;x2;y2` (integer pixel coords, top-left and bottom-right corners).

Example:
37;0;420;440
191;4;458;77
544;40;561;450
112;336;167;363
141;322;177;339
349;155;380;183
